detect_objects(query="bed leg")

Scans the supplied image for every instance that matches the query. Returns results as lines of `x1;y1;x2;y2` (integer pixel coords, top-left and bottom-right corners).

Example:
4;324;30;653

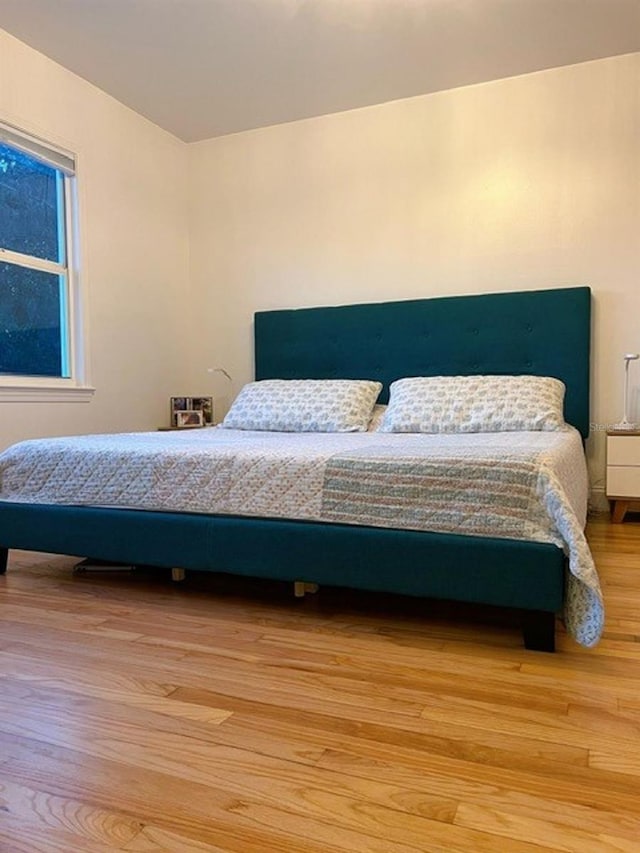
522;610;556;652
171;568;186;582
0;548;7;575
294;581;319;598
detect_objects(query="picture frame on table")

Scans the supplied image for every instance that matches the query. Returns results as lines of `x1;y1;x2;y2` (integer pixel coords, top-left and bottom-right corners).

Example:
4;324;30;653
175;410;204;428
191;397;214;425
170;396;213;427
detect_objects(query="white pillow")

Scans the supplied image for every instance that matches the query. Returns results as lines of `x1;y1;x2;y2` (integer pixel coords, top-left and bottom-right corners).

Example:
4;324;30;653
379;375;566;434
221;379;382;432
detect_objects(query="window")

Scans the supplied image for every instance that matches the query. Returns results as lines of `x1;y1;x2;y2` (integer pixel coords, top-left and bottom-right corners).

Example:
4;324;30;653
0;123;90;399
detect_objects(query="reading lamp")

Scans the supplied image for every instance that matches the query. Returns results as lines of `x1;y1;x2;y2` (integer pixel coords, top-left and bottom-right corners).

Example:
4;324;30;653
207;367;233;422
619;353;639;428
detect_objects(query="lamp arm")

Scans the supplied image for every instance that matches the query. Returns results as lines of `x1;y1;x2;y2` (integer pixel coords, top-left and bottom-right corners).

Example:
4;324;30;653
207;367;232;383
623;359;630;425
622;353;640;426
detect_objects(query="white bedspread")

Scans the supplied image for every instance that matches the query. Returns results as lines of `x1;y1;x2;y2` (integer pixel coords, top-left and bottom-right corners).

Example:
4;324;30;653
0;427;603;646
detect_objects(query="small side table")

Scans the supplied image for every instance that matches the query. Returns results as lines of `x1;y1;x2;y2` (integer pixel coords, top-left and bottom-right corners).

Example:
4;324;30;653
157;425;211;432
606;429;640;522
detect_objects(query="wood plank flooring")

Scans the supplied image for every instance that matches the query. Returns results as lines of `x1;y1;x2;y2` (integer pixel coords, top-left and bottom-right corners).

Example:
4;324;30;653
0;515;639;852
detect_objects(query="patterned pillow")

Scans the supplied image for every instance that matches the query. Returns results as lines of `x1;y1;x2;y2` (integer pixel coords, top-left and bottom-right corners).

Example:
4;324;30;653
221;379;383;432
379;375;566;433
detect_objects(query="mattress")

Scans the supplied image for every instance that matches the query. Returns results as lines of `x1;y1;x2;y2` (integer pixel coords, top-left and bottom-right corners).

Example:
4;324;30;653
0;426;602;645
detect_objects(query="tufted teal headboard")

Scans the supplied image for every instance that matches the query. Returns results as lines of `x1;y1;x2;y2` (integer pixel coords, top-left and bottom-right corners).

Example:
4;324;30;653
254;286;591;438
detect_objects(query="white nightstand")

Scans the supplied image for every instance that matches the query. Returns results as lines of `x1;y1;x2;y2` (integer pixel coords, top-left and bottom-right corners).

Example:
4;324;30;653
606;429;640;522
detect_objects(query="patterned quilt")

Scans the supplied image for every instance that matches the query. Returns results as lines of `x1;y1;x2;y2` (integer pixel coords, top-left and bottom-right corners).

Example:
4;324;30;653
0;427;603;646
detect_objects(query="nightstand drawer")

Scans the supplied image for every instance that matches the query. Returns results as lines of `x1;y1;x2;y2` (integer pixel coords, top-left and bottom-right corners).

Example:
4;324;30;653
607;435;640;466
606;466;640;497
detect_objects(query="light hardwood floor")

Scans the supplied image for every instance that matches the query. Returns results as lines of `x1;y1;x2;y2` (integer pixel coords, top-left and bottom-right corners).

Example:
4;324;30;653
0;516;639;852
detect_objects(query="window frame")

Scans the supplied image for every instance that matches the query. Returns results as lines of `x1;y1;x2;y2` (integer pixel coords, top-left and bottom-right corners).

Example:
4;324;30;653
0;122;93;402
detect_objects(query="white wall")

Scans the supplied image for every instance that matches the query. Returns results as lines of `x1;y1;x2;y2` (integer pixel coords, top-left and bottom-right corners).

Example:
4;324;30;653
188;53;640;492
2;35;638;494
0;29;192;450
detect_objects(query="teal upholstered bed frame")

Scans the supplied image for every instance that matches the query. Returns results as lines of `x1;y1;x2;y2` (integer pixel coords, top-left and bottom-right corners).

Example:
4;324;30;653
0;286;591;651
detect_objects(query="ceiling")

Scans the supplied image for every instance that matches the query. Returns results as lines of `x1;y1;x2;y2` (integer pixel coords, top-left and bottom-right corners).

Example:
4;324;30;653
1;0;639;142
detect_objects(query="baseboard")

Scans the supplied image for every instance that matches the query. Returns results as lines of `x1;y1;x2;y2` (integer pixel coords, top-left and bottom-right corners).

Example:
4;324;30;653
589;486;610;515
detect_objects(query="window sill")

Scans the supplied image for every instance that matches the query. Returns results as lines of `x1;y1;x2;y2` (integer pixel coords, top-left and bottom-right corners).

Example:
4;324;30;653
0;385;95;403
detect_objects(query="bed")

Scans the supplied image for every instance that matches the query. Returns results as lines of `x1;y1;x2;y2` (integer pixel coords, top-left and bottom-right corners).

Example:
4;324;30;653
0;286;600;651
